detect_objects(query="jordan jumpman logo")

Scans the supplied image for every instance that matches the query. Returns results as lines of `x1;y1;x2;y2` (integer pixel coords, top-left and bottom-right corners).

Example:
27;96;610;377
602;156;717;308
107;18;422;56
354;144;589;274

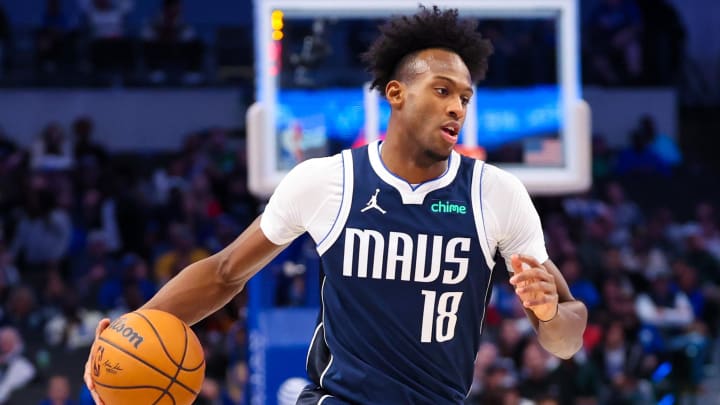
361;188;386;214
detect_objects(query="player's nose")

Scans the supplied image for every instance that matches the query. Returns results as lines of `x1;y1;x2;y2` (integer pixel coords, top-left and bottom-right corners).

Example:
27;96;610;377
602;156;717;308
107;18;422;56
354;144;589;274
446;98;465;120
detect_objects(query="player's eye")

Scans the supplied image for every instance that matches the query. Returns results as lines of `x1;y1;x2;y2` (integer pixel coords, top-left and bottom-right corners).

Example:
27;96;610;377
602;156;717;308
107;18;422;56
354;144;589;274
460;96;470;106
435;88;449;96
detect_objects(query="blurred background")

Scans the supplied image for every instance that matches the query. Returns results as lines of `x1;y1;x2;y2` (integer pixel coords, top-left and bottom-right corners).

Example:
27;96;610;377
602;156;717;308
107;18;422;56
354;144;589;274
0;0;718;404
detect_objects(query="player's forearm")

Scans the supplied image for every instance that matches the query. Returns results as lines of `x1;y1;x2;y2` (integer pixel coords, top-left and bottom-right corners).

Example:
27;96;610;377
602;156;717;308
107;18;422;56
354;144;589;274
141;217;287;326
534;300;587;359
140;255;244;326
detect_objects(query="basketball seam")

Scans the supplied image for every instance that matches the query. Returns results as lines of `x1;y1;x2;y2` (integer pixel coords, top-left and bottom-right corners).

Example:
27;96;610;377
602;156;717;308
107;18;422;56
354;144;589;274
97;336;199;396
153;318;190;405
133;311;205;371
94;381;169;392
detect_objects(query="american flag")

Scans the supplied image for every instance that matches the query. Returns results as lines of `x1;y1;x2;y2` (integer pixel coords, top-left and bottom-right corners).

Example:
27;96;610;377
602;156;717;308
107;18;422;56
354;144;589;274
524;138;562;165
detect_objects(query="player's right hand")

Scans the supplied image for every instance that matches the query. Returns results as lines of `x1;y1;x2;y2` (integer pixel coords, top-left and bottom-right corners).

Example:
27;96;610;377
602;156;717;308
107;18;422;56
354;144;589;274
84;318;111;405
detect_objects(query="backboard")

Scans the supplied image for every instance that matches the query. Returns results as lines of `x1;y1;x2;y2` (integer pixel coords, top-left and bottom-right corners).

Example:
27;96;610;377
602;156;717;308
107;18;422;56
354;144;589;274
247;0;591;197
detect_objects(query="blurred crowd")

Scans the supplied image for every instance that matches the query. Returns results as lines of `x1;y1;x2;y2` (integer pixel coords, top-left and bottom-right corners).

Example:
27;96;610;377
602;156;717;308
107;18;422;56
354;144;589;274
0;0;247;87
0;116;259;404
0;0;687;88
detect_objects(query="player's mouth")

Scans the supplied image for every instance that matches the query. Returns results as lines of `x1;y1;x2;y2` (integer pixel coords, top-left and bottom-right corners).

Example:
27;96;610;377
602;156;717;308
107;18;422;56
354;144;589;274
440;122;460;145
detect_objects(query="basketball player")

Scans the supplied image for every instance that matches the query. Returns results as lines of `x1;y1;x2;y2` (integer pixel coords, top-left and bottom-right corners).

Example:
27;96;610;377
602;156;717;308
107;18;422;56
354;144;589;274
85;6;587;404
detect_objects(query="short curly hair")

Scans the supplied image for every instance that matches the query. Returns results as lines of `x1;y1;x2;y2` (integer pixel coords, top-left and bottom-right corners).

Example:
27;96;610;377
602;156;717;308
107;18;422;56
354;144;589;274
361;5;494;94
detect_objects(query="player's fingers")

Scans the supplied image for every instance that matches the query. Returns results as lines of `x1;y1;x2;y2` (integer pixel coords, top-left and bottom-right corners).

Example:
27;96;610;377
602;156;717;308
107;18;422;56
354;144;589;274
514;254;542;269
515;280;556;296
521;293;558;308
509;267;545;286
83;356;93;388
87;319;109;405
84;354;105;405
95;318;111;338
510;254;523;273
90;388;105;405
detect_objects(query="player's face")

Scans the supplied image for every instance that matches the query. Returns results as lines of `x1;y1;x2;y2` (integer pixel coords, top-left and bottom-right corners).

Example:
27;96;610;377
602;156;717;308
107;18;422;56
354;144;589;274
401;49;473;161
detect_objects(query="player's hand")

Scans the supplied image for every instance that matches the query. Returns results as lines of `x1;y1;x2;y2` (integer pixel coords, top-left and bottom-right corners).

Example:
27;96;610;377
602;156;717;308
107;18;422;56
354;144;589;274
509;254;559;322
84;318;111;405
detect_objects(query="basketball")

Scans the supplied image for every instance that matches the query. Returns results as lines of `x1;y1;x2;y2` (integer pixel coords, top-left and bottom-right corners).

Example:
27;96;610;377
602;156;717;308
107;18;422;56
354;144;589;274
90;309;206;405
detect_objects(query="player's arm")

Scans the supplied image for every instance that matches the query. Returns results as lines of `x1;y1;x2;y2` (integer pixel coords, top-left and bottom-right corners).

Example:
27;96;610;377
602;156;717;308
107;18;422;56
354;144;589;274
486;165;587;359
140;215;286;325
509;254;587;359
83;216;286;404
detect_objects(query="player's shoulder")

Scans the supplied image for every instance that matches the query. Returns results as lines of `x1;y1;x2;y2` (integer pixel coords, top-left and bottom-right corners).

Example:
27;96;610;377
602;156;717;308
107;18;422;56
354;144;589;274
477;162;528;197
287;152;344;179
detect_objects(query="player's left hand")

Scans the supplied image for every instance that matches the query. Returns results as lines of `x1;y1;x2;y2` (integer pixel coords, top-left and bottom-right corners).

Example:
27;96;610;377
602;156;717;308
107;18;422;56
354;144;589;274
509;254;559;322
84;318;111;405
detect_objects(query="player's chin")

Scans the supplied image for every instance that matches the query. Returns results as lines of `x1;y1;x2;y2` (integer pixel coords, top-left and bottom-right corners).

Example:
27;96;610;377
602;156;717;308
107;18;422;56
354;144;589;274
424;145;453;162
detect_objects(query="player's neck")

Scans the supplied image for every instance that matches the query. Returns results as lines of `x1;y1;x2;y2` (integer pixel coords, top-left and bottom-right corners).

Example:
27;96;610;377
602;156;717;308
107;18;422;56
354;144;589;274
379;136;449;184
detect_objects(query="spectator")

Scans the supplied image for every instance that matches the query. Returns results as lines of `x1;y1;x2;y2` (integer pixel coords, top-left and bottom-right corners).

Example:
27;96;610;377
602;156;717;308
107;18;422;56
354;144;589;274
591;321;655;404
516;340;561;402
44;293;103;350
0;127;23;178
0;327;36;403
467;342;518;405
2;286;48;349
497;318;531;371
74;188;121;253
77;0;134;77
72;116;107;168
0;239;20;304
633;115;682;168
36;0;77;76
693;202;720;262
467;342;500;400
141;0;205;84
31;123;74;171
615;128;670;177
635;270;708;392
635;0;686;85
671;259;710;324
10;183;71;288
597;275;638;332
468;359;517;405
70;230;120;310
604;181;642;232
586;0;644;84
682;226;720;285
154;222;209;285
558;255;601;311
105;256;157;320
38;375;77;405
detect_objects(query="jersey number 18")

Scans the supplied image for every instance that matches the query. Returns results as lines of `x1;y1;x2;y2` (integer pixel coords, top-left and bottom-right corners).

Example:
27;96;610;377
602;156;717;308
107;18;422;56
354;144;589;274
420;290;463;343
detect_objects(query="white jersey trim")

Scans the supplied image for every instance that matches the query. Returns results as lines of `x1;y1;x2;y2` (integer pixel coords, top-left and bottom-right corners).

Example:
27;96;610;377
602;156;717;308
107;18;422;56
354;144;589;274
472;161;496;336
367;140;462;205
305;323;323;373
317;149;354;256
319;277;334;388
471;161;496;269
318;395;334;405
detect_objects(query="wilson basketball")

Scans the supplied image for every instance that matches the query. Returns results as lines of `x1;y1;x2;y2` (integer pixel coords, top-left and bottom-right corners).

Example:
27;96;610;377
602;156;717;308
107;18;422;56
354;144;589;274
90;309;206;405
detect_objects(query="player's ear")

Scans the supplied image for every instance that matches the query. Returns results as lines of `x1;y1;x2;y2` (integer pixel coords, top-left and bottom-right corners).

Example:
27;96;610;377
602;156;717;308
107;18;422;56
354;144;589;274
385;80;404;107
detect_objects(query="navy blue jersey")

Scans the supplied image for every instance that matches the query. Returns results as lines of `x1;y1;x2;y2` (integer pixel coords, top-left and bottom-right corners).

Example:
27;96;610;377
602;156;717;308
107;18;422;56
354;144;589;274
305;143;494;404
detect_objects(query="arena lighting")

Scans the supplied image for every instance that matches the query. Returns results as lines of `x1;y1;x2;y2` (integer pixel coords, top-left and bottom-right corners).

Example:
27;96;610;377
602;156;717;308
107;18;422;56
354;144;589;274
268;10;284;76
271;10;284;40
